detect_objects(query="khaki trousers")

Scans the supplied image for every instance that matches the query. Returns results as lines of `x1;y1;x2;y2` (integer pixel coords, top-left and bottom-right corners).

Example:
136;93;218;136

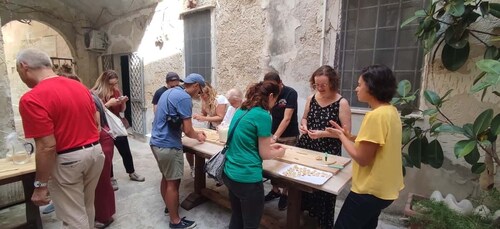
49;144;105;229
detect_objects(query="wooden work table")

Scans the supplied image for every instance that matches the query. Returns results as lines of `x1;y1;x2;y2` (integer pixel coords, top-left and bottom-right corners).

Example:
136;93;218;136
0;157;42;229
181;130;353;229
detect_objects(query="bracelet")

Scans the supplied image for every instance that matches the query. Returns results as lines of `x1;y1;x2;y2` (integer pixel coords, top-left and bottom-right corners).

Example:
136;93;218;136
272;135;278;141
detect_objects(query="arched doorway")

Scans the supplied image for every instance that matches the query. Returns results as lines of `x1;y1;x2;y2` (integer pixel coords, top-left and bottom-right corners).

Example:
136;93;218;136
1;20;74;136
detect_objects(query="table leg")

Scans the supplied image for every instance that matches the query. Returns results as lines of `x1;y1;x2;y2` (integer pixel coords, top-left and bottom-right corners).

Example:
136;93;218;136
181;153;207;210
286;187;302;229
22;173;42;229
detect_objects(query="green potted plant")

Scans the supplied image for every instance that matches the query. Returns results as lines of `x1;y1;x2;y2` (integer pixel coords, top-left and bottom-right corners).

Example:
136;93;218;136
396;0;500;189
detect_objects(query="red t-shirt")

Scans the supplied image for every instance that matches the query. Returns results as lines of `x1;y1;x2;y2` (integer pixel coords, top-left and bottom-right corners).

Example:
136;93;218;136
19;77;99;152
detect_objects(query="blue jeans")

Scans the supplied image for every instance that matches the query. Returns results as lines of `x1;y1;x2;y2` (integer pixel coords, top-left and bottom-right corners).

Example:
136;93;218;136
334;191;393;229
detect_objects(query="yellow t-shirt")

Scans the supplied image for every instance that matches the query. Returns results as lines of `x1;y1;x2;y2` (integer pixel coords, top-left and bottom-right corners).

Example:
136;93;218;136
352;105;404;200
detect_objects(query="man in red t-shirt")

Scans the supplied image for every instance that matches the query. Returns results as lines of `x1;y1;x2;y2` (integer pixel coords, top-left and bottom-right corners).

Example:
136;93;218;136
17;48;105;229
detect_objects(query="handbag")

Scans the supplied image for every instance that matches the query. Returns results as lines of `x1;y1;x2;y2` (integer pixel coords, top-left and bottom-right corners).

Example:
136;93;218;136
205;109;250;184
105;108;129;139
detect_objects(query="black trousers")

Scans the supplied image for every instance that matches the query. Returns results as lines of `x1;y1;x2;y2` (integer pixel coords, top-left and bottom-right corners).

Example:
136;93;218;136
222;172;264;229
111;136;135;177
334;191;393;229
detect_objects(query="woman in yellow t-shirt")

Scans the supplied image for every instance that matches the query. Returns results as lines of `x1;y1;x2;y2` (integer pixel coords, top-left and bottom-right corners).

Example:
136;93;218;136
327;65;404;229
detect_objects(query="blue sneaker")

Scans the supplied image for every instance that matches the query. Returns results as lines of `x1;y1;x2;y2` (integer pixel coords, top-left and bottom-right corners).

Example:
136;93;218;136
169;217;196;229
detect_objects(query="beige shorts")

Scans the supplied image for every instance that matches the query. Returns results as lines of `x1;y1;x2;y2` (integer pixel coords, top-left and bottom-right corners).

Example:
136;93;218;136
151;146;184;180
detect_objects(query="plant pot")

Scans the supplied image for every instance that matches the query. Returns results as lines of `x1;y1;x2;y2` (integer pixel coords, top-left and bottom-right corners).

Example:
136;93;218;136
404;193;429;229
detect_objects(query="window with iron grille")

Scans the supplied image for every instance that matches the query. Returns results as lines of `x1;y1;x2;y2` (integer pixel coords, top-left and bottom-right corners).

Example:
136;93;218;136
336;0;426;108
184;10;212;83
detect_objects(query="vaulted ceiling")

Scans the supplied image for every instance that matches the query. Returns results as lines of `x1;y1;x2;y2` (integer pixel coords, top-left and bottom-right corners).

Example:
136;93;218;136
60;0;159;27
0;0;159;28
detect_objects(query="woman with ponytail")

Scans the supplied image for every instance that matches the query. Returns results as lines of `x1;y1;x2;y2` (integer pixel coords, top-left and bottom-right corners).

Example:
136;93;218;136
223;81;286;229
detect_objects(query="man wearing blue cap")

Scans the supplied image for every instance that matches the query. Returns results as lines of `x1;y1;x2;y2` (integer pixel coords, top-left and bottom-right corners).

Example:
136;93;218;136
152;72;183;114
150;73;207;229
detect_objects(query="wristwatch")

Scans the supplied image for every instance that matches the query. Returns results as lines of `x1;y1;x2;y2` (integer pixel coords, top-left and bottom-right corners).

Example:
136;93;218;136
34;181;48;188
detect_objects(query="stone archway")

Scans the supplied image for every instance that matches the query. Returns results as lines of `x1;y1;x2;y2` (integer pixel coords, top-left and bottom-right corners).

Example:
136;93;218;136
1;20;74;137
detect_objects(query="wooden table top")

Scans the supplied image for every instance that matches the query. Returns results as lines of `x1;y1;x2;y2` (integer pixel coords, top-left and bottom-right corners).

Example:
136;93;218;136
182;137;353;195
0;156;36;181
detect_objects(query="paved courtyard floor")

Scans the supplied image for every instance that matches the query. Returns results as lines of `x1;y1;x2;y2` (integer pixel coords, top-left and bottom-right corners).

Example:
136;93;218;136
0;137;406;229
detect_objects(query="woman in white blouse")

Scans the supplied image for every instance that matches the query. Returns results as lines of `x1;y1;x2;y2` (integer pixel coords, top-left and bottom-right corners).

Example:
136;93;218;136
193;82;229;129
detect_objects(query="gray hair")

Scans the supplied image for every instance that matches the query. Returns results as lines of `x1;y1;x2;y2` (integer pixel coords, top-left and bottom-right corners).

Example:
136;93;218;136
226;88;243;100
16;48;52;69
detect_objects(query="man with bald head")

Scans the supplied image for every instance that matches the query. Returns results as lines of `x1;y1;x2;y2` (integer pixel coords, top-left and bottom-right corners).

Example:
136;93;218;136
221;88;243;126
17;48;104;228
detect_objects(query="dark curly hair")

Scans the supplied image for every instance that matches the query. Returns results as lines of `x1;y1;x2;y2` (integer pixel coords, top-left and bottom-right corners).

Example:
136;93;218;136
309;65;340;91
241;81;280;111
360;64;397;103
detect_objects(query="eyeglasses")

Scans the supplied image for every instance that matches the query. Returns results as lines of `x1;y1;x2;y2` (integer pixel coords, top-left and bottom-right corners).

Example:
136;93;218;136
312;83;329;88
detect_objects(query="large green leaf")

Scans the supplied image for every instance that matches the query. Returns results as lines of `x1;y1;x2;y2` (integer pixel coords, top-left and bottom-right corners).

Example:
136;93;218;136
471;163;486;174
473;109;493;136
401;10;427;28
470;73;500;93
444;26;469;49
446;0;465;17
397;80;412;97
440;89;453;102
402;153;413;168
491;114;500;135
463;123;474;138
428;139;444;168
484;46;500;60
422;108;438;116
454;139;477;158
435;124;465;135
442;43;470;71
409;138;422;168
401;107;413;116
480;2;490;17
490;3;500;18
402;127;412;145
430;123;443;135
424;90;441;106
420;137;430;164
476;59;500;75
464;147;480;165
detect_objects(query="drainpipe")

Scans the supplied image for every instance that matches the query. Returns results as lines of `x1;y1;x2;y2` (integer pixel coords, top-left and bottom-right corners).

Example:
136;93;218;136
319;0;328;66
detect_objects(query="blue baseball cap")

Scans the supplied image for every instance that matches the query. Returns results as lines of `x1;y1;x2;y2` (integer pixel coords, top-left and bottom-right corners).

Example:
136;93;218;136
184;73;205;88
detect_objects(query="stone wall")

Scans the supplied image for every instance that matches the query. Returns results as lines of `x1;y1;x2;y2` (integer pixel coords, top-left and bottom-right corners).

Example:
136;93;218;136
100;1;181;132
0;0;100;88
2;21;73;136
0;18;15;158
0;17;23;211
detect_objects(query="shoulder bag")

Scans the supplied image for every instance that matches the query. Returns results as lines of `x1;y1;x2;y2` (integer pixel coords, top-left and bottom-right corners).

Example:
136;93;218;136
105;108;129;139
205;109;250;184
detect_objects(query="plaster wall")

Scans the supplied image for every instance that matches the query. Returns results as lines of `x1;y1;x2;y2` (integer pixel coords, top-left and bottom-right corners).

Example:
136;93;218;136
0;18;15;158
2;21;73;136
0;0;100;88
100;1;181;133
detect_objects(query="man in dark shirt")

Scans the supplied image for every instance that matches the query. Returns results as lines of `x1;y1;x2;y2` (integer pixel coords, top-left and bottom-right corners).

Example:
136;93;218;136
152;72;183;113
263;71;299;210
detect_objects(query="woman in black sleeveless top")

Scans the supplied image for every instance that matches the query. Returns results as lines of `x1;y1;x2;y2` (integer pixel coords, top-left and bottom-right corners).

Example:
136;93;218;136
296;65;352;229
